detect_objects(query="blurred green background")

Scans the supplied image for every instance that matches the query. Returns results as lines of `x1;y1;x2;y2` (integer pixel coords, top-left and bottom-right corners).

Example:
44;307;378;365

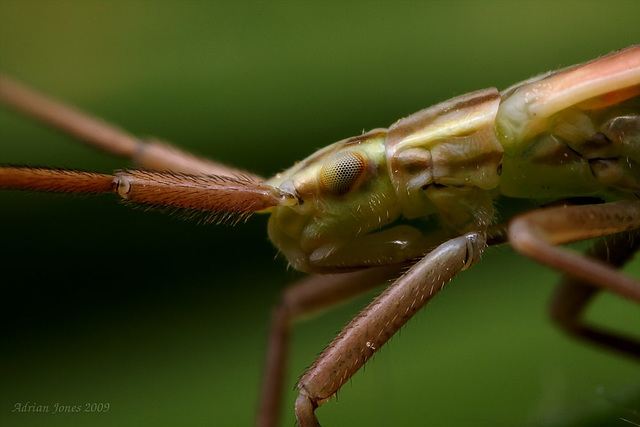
1;1;639;426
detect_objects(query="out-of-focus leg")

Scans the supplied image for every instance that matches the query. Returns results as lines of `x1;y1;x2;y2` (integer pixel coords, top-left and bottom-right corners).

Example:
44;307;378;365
549;230;640;359
0;74;261;179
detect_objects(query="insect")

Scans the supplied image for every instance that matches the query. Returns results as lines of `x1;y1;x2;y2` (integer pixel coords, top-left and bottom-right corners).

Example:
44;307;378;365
1;45;639;426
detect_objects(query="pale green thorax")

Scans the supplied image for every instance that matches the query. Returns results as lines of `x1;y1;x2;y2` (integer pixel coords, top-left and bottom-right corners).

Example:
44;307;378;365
264;47;639;273
264;90;506;273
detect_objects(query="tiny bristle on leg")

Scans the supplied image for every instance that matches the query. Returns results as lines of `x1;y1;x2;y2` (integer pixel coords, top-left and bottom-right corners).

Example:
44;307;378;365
115;170;287;223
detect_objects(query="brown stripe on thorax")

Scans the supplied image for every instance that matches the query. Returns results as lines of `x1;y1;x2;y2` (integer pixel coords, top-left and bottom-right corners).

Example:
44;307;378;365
386;88;501;147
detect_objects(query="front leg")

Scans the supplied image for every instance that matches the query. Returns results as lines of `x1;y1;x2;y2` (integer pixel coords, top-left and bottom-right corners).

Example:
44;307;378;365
295;232;486;426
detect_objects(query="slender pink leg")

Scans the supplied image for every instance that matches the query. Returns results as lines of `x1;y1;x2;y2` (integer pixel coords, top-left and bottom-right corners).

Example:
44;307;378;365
549;230;640;358
294;232;486;426
508;200;640;302
0;74;261;179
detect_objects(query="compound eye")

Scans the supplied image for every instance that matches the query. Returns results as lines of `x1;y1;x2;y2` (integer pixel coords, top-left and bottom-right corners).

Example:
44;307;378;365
319;151;366;196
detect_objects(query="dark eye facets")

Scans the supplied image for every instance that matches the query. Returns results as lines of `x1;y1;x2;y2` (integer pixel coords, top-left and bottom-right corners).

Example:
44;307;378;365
320;151;365;195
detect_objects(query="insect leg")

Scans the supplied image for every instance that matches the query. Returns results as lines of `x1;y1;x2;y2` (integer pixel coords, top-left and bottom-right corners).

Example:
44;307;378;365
0;166;289;222
0;166;116;194
508;200;640;302
294;232;486;427
0;74;261;179
549;230;640;359
258;265;403;427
